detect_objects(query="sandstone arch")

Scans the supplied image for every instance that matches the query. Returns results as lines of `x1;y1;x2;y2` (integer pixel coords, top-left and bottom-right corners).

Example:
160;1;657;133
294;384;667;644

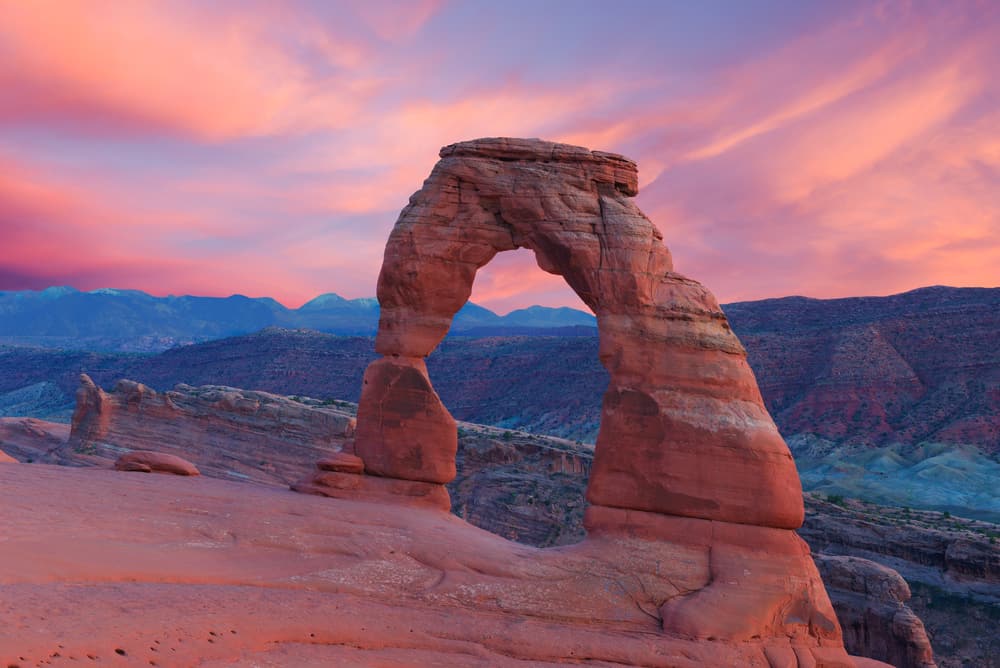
352;137;803;529
292;138;853;658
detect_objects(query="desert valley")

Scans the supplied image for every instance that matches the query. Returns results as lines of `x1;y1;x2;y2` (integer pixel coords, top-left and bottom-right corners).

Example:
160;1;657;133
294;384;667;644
2;3;999;666
2;138;998;668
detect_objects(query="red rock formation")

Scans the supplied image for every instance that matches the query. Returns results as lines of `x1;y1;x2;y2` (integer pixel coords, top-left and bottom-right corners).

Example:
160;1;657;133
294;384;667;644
353;357;457;483
115;451;200;476
69;375;355;484
0;448;15;463
815;555;937;668
316;452;365;474
0;418;71;464
349;137;802;530
296;137;848;661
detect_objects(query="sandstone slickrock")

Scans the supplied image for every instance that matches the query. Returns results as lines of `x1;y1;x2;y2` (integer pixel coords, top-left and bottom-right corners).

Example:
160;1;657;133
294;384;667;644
0;448;15;463
296;137;849;663
2;390;930;665
2;464;886;667
815;555;936;668
0;417;70;464
0;375;960;664
69;374;355;484
115;451;200;476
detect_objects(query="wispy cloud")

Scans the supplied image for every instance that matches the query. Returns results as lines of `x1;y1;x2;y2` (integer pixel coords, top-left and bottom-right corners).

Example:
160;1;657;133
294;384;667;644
0;0;996;310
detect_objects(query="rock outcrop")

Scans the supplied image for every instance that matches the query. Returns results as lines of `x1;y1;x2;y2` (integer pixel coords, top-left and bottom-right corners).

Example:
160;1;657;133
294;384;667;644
69;375;355;484
815;555;936;668
0;417;69;463
801;495;998;667
0;448;15;463
296;137;850;663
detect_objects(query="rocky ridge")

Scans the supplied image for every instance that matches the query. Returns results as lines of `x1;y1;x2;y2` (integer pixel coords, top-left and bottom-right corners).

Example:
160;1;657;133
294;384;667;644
66;374;355;485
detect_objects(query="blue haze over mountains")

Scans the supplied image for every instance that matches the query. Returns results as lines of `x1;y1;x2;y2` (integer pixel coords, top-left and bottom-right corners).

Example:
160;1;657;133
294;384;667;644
1;284;999;520
0;287;597;351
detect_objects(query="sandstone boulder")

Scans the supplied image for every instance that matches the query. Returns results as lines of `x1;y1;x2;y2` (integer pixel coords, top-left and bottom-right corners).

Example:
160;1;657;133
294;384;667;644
316;452;365;474
115;451;200;476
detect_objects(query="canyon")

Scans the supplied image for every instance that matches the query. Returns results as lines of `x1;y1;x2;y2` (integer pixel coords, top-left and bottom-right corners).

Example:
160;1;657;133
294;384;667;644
3;284;998;522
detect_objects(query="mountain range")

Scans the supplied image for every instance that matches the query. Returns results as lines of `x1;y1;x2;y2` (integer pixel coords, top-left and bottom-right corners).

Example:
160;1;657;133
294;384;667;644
0;286;597;351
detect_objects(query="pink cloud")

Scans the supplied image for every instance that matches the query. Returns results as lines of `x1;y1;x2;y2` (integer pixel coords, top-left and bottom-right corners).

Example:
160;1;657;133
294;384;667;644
0;0;996;312
0;1;380;140
355;0;445;41
468;249;591;315
630;2;1000;302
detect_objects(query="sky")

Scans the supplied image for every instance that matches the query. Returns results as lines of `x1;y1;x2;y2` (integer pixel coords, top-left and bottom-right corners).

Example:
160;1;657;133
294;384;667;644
0;0;997;313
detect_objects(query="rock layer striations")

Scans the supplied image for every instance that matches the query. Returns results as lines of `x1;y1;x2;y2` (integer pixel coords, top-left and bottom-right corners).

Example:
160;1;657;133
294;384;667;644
70;375;355;484
298;137;850;661
350;137;802;526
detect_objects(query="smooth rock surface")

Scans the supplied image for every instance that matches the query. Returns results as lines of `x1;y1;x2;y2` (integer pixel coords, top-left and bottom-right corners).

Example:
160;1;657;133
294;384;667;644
0;464;873;667
115;450;200;476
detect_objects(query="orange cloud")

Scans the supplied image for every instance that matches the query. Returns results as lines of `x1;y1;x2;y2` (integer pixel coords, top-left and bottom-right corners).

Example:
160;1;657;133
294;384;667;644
631;2;1000;302
0;1;379;139
0;1;996;312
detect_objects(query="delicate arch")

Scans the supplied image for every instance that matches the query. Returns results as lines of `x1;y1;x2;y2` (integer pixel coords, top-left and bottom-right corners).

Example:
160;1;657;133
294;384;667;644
352;137;802;529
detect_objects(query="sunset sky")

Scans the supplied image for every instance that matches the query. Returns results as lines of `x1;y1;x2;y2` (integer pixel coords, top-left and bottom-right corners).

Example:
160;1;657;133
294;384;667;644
1;1;997;313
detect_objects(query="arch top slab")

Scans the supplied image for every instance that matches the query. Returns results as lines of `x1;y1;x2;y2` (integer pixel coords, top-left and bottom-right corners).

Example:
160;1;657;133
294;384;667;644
357;137;804;530
375;137;663;359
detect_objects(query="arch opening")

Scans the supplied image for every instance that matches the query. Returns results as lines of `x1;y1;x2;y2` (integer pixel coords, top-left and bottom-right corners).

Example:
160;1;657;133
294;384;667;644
438;246;604;545
465;246;592;320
